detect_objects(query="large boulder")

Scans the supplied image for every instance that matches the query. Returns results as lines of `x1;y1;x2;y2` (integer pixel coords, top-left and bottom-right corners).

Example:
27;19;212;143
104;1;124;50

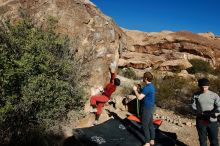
0;0;127;94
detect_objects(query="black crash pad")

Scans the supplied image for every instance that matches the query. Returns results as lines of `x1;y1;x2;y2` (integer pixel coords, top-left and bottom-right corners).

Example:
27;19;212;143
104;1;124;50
72;118;177;146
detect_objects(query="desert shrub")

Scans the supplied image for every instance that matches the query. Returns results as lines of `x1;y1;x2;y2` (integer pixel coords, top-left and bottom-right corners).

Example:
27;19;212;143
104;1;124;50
154;75;196;114
155;76;184;106
119;67;137;79
212;65;220;76
209;78;220;95
0;18;90;145
187;59;212;74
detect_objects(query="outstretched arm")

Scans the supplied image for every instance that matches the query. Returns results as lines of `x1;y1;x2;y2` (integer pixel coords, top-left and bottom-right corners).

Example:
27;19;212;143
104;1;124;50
110;72;115;83
109;61;116;83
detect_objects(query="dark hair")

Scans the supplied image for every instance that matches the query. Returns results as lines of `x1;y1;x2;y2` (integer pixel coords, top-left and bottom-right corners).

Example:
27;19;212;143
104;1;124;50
114;78;120;86
198;78;209;86
143;72;153;82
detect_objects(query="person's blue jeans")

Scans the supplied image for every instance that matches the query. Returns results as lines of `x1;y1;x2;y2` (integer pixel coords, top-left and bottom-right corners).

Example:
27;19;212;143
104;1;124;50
141;107;155;143
196;119;219;146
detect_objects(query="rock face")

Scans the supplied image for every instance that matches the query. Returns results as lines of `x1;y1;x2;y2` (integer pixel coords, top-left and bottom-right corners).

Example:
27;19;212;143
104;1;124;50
122;29;220;72
0;0;127;92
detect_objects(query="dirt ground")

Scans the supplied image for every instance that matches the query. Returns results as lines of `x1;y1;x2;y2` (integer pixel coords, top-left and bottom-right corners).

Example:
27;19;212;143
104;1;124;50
155;107;198;146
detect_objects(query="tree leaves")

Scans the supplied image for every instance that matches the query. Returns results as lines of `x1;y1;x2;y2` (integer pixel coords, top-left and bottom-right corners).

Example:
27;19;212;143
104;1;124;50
0;18;85;144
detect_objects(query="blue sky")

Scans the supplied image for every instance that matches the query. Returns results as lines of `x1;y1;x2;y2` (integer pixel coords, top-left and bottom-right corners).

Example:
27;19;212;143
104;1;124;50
90;0;220;36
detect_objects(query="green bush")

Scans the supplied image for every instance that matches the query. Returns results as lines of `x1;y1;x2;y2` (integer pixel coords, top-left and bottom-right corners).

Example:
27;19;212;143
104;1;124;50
209;78;220;95
212;65;220;76
187;59;212;74
154;75;196;114
155;76;185;104
119;67;137;79
0;18;87;145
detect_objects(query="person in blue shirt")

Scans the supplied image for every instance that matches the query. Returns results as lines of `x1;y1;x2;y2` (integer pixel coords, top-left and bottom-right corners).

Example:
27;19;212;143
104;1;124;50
133;72;156;146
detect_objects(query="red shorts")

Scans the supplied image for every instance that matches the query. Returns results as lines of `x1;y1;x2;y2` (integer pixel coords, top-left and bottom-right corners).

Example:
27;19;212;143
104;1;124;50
90;95;109;115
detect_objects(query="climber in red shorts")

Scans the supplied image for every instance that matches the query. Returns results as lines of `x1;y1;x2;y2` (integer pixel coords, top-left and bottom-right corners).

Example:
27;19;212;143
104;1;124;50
90;62;120;125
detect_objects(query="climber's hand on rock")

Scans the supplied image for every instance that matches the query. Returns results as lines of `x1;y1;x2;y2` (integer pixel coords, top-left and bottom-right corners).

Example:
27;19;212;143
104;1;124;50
110;61;117;73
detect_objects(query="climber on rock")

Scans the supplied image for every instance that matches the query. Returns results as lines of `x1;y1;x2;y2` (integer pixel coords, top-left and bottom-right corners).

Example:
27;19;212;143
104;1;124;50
90;61;121;125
